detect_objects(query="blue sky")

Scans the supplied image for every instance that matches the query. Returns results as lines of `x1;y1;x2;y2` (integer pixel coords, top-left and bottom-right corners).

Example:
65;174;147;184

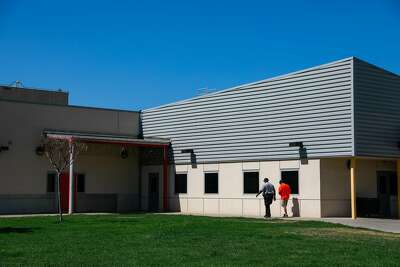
0;0;399;110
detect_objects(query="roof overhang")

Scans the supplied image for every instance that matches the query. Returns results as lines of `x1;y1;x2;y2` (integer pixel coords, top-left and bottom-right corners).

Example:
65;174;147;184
43;130;170;148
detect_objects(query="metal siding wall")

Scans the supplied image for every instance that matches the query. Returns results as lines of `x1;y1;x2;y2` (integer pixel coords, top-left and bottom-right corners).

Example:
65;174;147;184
354;58;400;157
143;59;353;164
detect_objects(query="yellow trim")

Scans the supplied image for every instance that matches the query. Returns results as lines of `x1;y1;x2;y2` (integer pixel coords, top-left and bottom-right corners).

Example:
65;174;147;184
350;158;357;219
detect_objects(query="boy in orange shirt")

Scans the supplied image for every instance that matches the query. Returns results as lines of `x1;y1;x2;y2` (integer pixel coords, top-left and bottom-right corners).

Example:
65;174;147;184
278;180;291;217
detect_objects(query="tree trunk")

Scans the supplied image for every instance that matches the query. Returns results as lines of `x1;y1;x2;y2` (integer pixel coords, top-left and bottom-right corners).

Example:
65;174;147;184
56;172;63;222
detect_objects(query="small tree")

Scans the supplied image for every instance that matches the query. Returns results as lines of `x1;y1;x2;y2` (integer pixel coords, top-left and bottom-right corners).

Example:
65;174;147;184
42;138;87;222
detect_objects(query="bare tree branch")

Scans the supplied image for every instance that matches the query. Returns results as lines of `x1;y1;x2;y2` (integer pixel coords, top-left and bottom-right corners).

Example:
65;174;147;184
41;138;88;222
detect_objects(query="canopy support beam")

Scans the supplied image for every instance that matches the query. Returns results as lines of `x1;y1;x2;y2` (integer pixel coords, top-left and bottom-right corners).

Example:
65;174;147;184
350;158;357;219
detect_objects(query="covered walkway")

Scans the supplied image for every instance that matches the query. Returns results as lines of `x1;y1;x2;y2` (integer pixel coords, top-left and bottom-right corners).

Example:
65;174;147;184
43;130;170;214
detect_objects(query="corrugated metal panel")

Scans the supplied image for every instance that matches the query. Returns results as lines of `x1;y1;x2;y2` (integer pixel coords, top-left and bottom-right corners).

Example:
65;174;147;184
354;58;400;158
142;58;354;164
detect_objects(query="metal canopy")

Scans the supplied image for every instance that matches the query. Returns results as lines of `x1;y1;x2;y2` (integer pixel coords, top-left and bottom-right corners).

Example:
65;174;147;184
43;130;170;147
43;130;171;212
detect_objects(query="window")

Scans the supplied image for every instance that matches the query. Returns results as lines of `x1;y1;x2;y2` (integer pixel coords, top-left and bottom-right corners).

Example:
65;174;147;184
175;173;187;194
47;173;56;192
281;170;299;194
77;174;85;192
243;172;259;194
205;172;218;194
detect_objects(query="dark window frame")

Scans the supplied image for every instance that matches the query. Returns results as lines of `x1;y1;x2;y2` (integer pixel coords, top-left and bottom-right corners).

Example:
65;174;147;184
243;171;259;194
77;174;85;193
280;170;299;195
204;172;219;194
47;172;56;193
174;173;188;194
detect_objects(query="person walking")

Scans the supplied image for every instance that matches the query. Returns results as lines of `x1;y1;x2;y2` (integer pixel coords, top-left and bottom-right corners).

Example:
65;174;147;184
278;180;291;217
256;178;276;218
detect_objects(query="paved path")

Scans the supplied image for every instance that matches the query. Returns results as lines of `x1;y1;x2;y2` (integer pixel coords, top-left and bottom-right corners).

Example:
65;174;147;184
288;217;400;233
319;218;400;234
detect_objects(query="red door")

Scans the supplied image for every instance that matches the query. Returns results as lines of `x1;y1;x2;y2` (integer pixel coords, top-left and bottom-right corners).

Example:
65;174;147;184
60;173;77;213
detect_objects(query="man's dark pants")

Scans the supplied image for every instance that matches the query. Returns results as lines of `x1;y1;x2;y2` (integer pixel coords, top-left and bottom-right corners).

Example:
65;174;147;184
263;193;274;217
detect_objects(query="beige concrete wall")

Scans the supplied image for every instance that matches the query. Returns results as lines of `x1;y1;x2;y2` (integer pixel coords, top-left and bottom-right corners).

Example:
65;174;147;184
0;100;140;213
75;145;140;212
320;158;351;217
76;145;139;194
142;159;321;218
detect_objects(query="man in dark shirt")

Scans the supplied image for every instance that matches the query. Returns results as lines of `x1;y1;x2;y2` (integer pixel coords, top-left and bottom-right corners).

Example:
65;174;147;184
256;178;276;218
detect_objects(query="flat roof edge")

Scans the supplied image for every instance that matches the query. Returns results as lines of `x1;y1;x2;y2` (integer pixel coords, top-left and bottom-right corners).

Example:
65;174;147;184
0;98;140;113
0;84;69;94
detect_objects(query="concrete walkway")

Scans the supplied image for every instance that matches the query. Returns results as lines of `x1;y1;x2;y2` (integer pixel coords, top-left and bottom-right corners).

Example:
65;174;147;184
291;217;400;234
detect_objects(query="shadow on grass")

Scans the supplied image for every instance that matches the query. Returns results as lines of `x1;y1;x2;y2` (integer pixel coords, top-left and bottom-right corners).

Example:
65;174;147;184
0;227;39;234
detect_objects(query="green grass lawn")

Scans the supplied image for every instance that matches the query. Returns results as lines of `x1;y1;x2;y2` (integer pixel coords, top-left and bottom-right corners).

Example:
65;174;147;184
1;214;399;266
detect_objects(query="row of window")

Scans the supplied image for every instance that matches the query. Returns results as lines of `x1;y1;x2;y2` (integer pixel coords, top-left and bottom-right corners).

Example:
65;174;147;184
175;170;299;194
46;171;299;195
46;173;86;193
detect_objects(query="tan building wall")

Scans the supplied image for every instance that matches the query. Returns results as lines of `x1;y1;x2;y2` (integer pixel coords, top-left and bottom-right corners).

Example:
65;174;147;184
75;145;140;212
142;159;322;218
320;158;351;217
0;100;140;214
142;158;398;218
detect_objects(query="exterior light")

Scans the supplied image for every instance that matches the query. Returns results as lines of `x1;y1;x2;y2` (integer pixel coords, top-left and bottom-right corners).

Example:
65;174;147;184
121;147;128;159
0;146;9;152
181;148;196;168
289;142;304;148
35;145;45;156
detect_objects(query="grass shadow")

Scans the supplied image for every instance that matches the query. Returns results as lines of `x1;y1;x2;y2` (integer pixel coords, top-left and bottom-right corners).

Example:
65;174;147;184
0;227;39;234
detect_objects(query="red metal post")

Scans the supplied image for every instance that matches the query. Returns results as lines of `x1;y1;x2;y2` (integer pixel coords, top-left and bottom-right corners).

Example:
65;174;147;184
163;145;169;211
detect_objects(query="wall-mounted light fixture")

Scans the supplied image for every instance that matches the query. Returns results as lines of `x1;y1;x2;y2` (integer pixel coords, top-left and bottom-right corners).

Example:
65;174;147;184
181;148;196;168
181;149;194;154
35;145;45;156
289;141;308;165
121;147;128;159
0;146;9;152
289;142;304;148
0;141;12;153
